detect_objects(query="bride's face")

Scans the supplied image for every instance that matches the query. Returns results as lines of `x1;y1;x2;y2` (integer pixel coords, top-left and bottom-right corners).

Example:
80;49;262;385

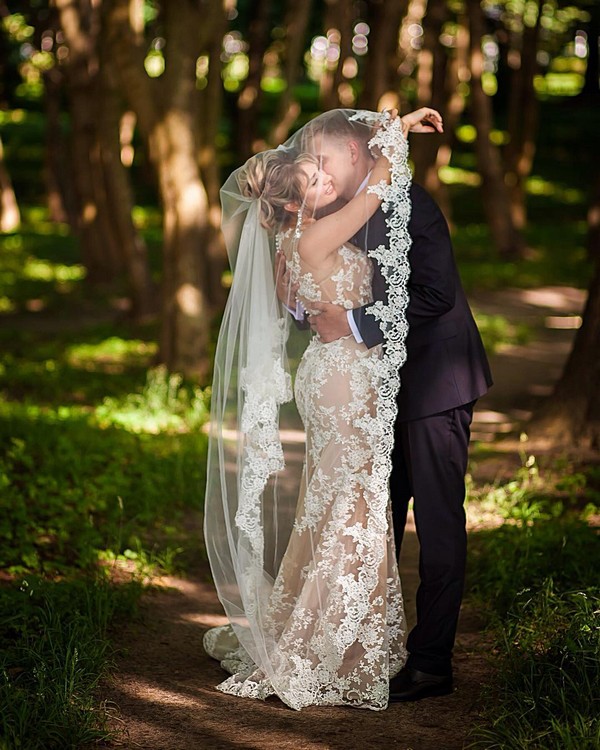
298;161;338;212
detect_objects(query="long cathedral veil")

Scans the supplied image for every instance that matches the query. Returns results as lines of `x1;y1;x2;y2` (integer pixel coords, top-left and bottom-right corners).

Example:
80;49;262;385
203;109;413;709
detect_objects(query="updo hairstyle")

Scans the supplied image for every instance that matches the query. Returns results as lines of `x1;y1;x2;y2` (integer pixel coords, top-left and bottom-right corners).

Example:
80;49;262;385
239;149;319;231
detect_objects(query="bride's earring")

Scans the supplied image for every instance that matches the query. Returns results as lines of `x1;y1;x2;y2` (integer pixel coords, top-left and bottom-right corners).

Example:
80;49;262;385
294;207;303;239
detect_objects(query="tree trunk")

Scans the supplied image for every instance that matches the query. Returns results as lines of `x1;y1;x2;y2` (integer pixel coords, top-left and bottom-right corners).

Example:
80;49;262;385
504;1;542;230
42;45;76;224
319;0;354;111
396;0;428;111
0;132;20;232
198;2;228;310
54;0;122;280
588;173;600;262
267;0;313;146
411;0;451;211
530;255;600;449
106;0;219;377
467;0;524;259
97;42;155;319
358;0;407;111
578;1;599;102
236;0;271;160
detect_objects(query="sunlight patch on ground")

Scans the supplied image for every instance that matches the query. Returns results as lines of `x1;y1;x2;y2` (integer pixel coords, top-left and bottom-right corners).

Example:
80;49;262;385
119;680;200;708
180;613;230;627
472;409;518;441
517;286;586;312
544;315;582;329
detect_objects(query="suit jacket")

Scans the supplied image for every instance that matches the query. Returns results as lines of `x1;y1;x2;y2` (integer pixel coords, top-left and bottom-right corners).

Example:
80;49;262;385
351;183;493;422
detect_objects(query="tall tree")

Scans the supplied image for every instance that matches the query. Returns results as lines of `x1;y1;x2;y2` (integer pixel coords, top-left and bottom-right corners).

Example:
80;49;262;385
106;0;225;376
198;3;229;310
530;187;600;449
235;0;271;160
411;0;454;216
0;132;19;232
319;0;354;111
42;61;74;225
503;0;543;229
53;0;121;280
267;0;313;145
578;0;599;103
358;0;406;111
53;0;154;316
467;0;525;259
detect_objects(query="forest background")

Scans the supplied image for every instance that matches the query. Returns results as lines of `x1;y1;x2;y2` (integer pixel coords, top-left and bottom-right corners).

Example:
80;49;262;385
0;1;598;748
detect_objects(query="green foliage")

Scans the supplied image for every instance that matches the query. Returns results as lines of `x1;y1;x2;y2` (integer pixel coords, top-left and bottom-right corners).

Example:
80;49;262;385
96;365;209;434
469;516;599;618
468;582;600;749
0;575;142;750
0;208;210;748
0;402;207;576
467;457;600;748
472;311;530;353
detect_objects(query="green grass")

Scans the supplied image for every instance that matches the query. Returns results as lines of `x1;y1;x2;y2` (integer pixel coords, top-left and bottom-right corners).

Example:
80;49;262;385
0;97;597;748
0;210;209;747
466;459;600;748
0;575;143;750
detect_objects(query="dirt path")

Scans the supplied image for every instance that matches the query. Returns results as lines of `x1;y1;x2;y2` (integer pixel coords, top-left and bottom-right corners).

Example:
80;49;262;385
102;286;585;750
103;531;489;750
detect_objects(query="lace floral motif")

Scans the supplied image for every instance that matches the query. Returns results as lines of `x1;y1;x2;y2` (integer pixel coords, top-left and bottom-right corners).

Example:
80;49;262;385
207;113;412;711
236;319;292;564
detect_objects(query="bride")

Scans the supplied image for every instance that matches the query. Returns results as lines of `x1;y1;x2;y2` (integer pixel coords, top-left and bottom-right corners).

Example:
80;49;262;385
203;107;442;710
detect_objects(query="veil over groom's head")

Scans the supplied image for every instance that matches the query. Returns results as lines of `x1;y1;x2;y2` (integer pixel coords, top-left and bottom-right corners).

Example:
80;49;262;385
299;110;377;201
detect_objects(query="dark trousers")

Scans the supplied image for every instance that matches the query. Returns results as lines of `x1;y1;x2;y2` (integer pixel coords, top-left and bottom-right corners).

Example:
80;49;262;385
390;401;474;676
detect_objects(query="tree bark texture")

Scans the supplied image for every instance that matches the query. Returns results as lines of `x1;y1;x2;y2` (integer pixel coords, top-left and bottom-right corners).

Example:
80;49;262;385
358;0;407;111
467;0;524;259
235;0;271;160
504;0;542;230
531;255;600;449
54;0;121;280
198;2;228;311
97;34;155;318
267;0;313;146
411;0;452;214
106;0;221;377
319;0;354;111
0;132;20;232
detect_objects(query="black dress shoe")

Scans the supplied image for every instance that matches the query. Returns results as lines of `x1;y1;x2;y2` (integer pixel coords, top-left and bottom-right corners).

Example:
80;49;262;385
389;666;453;702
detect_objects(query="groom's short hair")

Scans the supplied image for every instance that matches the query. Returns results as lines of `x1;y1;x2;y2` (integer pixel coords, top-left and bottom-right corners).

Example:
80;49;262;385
300;110;372;156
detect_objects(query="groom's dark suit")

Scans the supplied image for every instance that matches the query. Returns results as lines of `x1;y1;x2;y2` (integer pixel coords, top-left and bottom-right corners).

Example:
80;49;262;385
352;183;492;677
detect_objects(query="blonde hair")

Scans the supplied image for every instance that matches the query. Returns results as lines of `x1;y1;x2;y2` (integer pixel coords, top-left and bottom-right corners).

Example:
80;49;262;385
239;150;319;231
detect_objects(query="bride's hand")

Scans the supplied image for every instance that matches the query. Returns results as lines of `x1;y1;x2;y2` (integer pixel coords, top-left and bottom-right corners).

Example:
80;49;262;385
400;107;444;136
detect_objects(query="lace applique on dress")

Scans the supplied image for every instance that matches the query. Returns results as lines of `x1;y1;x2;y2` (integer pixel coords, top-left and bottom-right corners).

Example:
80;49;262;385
214;226;407;711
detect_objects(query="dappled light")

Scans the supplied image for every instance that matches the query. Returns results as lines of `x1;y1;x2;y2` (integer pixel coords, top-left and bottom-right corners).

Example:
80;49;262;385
0;0;598;747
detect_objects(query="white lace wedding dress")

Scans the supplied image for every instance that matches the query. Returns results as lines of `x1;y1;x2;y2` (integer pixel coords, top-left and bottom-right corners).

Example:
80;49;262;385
204;235;407;710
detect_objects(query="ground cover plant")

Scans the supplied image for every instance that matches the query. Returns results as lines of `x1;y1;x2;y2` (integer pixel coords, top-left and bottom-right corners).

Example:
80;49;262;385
0;63;597;749
0;213;210;747
466;457;600;749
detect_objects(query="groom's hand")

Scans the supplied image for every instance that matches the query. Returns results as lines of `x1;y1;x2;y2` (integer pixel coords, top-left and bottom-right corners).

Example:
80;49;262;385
275;250;298;308
308;302;351;342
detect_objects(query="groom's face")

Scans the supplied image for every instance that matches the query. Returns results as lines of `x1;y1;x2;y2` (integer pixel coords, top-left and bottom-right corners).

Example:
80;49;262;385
310;133;368;202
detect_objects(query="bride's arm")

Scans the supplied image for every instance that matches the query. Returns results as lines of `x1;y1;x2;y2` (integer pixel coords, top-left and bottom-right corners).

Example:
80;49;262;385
297;154;392;265
297;107;442;267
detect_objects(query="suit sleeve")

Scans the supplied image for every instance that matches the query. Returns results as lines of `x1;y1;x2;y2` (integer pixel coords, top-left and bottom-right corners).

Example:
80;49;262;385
406;190;456;325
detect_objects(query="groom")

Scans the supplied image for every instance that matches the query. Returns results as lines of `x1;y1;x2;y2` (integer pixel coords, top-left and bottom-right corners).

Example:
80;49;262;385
286;110;493;701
